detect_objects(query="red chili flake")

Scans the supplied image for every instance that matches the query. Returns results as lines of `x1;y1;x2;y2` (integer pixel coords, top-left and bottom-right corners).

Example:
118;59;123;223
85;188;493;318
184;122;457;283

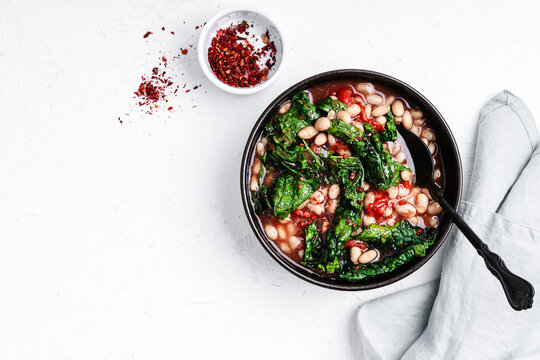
143;31;153;38
185;89;190;93
171;31;175;35
350;172;356;180
207;21;277;87
345;240;367;250
162;56;167;62
181;48;188;55
161;27;165;31
118;117;123;124
195;25;199;29
168;106;173;110
152;67;159;75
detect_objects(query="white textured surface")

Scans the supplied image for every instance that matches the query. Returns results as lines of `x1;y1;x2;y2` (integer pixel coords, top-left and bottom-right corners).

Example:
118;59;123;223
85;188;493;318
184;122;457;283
0;0;539;359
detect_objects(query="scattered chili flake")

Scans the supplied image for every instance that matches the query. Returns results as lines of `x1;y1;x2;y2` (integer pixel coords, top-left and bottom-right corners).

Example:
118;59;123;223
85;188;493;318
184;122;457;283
143;31;153;38
171;31;175;35
168;106;173;110
181;48;188;55
162;27;165;31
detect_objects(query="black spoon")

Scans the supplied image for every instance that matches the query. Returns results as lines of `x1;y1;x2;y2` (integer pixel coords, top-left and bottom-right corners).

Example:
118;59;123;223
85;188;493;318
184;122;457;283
397;126;534;311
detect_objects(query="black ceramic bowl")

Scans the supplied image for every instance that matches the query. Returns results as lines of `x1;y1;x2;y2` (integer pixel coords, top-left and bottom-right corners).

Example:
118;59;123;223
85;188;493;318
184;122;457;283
240;69;463;290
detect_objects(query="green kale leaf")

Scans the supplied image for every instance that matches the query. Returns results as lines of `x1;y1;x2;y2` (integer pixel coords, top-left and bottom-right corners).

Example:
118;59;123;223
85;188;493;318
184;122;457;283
315;96;347;113
326;156;365;210
270;172;319;219
355;220;437;247
302;223;323;266
319;206;362;274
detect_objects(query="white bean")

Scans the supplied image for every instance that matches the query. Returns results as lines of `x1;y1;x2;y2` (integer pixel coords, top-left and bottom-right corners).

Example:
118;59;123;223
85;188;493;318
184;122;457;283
279;102;291;114
367;94;383;105
364;191;375;207
307;203;324;215
391;99;405;117
422;128;436;141
385;95;396;106
298;126;318;139
347;103;361;117
427;201;443;215
252;158;262;174
400;170;413;182
387;186;398;199
433;169;441;180
422;137;429;146
386;218;396;226
427;216;439;227
288;236;301;249
410;109;423;120
327;134;336;146
250;176;259;191
327;199;338;214
398;185;410;197
337;110;352;123
297;199;309;210
372;105;390;117
395;152;406;164
362;182;371;191
310;190;325;204
264;225;278;240
353;121;364;131
414;118;425;126
364;104;372;118
327;110;336;119
350;246;362;263
375;116;387;126
395;203;416;218
395;116;402;125
358;249;378;264
402;110;413;130
383;207;393;217
421;188;433;200
277;225;287;240
329;184;340;199
314;116;331;131
409;216;418;225
355;82;374;94
298;249;304;258
314;132;328;146
363;216;376;226
415;193;429;214
256;142;265;156
428;143;436;155
279;241;291;254
411;125;421;136
391;144;401;156
329;95;338;100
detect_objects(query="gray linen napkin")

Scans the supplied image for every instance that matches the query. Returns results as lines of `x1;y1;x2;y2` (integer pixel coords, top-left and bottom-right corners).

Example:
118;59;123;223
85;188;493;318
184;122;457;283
355;91;540;360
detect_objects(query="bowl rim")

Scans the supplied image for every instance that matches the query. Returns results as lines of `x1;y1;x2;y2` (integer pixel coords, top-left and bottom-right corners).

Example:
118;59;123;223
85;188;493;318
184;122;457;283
240;69;463;290
197;6;285;95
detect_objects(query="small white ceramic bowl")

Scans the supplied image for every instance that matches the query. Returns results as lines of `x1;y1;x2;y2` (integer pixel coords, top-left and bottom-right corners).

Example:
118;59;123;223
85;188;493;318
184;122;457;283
198;6;285;95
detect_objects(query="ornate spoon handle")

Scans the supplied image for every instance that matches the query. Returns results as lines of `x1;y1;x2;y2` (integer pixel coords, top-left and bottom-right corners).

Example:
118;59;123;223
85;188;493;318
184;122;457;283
435;193;534;311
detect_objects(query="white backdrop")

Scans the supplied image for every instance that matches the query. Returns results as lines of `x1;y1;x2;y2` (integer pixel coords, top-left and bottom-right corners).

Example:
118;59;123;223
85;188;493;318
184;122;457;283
1;0;539;359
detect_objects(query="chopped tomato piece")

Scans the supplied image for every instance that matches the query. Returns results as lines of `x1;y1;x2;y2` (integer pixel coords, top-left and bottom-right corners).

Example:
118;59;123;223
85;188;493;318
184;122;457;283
337;87;353;105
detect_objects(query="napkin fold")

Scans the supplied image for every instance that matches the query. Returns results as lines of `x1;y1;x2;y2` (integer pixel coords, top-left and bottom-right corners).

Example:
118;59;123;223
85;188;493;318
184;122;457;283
355;91;540;360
